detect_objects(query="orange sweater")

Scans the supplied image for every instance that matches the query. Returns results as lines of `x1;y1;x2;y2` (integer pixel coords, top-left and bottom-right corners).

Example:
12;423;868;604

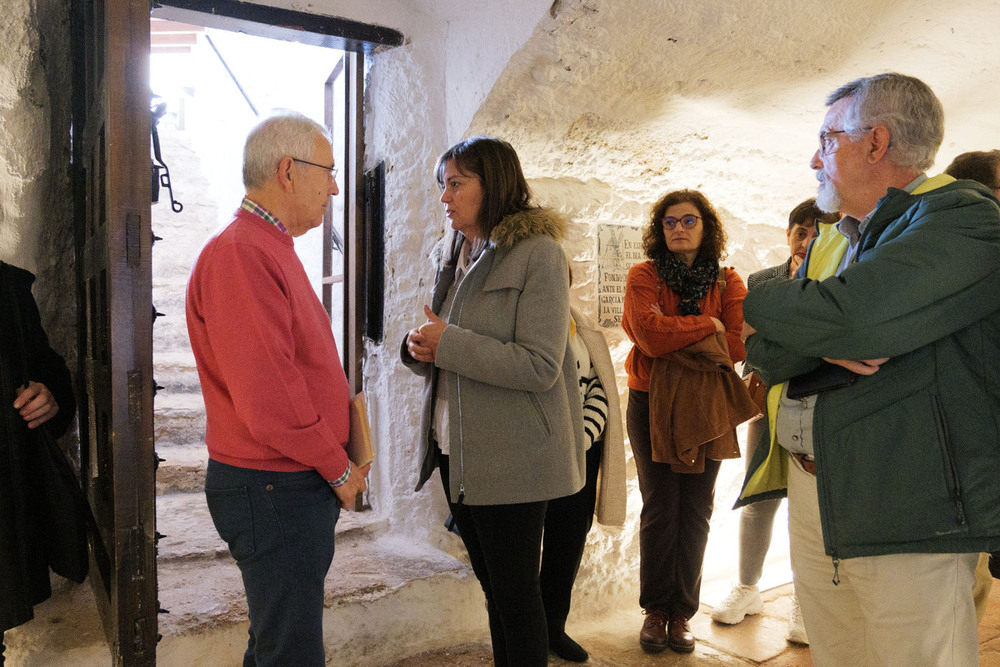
621;261;747;392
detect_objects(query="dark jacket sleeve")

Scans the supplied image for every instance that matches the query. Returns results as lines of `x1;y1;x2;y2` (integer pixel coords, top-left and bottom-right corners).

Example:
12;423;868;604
400;329;433;377
6;264;76;438
743;260;820;384
746;260;790;291
744;334;822;386
401;232;463;378
743;190;1000;360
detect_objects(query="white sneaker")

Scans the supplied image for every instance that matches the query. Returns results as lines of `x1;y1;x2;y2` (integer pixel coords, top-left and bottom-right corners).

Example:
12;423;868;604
711;584;764;625
785;595;809;645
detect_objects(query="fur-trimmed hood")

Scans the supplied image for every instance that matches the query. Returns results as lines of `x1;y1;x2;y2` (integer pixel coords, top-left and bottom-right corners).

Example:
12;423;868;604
432;206;567;267
490;206;567;250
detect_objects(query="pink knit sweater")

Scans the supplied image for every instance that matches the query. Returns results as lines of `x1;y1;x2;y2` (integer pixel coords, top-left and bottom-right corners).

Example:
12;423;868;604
186;208;350;481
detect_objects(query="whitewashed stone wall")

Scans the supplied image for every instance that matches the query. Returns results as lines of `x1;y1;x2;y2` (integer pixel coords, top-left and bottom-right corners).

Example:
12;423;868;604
457;0;1000;614
3;0;999;635
341;0;556;528
349;0;1000;619
0;0;74;362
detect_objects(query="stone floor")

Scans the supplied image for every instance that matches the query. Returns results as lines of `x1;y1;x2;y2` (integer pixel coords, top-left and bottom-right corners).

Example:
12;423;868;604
5;520;1000;666
387;579;1000;667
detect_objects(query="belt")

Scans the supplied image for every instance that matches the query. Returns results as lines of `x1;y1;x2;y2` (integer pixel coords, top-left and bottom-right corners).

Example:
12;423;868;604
791;452;817;475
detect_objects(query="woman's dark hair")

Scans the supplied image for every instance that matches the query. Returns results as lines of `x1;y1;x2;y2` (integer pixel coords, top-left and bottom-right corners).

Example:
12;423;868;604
435;136;535;240
642;189;727;262
788;197;840;229
944;150;1000;189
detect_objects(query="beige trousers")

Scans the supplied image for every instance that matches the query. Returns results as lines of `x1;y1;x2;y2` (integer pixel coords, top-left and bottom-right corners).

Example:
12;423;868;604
787;457;979;667
974;552;993;623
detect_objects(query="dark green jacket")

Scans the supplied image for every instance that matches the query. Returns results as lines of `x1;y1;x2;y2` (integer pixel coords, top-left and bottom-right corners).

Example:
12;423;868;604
741;176;1000;559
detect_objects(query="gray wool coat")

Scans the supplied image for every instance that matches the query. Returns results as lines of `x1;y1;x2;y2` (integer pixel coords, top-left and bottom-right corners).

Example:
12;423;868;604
402;207;586;506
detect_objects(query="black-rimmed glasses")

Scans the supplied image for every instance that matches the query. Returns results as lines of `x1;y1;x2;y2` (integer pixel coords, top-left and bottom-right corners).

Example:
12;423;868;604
662;214;701;229
292;157;338;179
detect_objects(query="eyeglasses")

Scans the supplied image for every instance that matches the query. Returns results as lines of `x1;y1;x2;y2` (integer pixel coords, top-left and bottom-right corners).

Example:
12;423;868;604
662;214;701;229
818;127;872;156
292;157;338;179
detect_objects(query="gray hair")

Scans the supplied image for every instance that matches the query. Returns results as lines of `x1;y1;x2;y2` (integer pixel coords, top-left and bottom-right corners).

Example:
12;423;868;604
243;110;328;190
826;73;944;172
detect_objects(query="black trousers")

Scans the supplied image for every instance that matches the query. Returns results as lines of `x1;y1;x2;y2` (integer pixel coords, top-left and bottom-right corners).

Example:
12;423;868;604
627;389;720;618
539;441;603;636
439;455;548;667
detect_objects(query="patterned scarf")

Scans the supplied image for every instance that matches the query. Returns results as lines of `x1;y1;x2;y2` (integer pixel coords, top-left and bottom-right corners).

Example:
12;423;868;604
653;253;720;315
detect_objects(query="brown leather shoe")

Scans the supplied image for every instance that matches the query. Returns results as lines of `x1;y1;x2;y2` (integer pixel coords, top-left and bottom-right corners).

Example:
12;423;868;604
639;609;668;653
667;614;695;653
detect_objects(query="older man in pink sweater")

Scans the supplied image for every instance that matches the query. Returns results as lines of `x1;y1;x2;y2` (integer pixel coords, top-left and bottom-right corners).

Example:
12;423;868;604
186;110;369;667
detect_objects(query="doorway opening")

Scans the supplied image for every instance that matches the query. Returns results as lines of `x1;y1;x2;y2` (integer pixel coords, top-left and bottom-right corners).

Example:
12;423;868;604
147;15;376;647
147;15;355;487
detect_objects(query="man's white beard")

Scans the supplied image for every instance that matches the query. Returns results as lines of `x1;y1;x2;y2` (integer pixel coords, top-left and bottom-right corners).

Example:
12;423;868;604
816;177;842;214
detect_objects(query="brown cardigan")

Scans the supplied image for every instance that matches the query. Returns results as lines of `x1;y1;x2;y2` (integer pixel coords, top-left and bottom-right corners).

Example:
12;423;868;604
648;331;759;473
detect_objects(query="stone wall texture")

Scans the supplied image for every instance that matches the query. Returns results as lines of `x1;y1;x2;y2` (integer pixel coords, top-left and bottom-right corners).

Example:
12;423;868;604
0;0;74;364
2;0;999;639
355;0;1000;620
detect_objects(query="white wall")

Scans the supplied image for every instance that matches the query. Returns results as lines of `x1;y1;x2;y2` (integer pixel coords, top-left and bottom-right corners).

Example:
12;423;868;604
351;0;1000;618
469;0;1000;280
5;0;999;633
270;0;558;528
0;0;74;361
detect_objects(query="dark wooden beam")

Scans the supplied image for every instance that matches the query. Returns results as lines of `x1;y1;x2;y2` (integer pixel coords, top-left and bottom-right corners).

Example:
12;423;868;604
151;0;405;53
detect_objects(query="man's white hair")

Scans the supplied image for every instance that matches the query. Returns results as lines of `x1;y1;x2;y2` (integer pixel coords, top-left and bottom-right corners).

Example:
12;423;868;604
242;110;328;190
826;73;944;172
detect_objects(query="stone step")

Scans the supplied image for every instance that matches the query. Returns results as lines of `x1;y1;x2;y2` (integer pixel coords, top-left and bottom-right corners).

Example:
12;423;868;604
153;315;195;362
155;489;228;560
153;350;201;394
151;282;188;318
4;485;486;665
155;444;208;495
154;392;206;445
151;494;486;664
155;549;484;665
155;491;388;564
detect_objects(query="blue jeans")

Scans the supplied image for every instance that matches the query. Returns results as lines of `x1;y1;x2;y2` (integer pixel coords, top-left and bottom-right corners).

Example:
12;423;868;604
205;459;340;667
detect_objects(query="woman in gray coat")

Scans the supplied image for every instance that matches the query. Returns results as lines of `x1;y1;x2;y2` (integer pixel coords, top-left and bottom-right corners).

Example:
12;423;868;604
402;137;585;666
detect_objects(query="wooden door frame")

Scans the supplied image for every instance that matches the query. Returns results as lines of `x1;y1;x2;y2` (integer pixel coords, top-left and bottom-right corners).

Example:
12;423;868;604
69;1;400;661
151;1;400;394
70;0;157;663
150;0;403;53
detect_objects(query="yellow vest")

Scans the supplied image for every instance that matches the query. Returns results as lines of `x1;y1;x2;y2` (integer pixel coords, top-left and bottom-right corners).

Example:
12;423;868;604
741;222;849;495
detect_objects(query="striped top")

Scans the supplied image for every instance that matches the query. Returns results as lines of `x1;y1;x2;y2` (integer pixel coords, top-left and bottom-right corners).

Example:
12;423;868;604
570;319;608;449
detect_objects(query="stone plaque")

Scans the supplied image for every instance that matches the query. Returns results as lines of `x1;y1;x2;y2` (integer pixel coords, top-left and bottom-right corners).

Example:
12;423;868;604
597;224;645;327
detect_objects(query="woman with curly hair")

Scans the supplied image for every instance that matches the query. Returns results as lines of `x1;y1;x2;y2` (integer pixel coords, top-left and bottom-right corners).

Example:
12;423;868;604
621;189;747;654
